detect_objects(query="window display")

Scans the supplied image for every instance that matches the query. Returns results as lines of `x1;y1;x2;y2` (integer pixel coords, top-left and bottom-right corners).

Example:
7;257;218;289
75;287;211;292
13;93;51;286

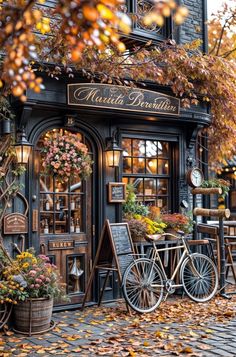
122;138;171;211
38;129;90;235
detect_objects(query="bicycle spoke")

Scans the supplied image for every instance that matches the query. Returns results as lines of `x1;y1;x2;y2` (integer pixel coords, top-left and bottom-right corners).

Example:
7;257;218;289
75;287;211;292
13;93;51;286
181;253;218;303
122;258;164;313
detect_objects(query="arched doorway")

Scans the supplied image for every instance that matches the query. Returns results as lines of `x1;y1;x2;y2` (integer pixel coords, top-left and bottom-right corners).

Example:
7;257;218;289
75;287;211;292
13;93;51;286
33;127;94;306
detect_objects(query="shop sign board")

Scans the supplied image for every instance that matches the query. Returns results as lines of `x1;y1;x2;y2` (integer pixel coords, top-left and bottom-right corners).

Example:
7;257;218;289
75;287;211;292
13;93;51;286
3;213;28;234
108;182;126;203
48;240;74;250
67;83;180;116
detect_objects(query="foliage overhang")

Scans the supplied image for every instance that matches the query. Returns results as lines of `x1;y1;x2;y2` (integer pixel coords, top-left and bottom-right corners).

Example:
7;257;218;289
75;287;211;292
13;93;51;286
0;1;236;169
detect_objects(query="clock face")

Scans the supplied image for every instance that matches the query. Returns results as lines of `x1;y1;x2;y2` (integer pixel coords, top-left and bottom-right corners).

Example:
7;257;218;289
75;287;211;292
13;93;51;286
187;168;204;187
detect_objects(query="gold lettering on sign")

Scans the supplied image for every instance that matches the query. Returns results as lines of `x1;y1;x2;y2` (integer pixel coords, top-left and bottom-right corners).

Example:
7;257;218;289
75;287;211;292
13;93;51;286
128;92;177;112
74;87;125;106
3;213;28;234
68;83;180;116
48;240;74;250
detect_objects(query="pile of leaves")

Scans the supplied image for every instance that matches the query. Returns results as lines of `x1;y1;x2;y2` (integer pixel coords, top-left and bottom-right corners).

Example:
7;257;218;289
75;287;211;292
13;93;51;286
1;295;236;356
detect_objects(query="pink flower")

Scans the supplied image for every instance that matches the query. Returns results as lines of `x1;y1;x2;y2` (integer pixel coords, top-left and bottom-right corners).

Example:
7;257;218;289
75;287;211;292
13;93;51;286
29;270;37;276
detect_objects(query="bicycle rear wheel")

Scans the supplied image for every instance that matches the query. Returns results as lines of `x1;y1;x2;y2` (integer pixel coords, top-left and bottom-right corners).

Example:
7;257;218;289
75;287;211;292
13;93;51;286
122;258;164;313
181;253;218;302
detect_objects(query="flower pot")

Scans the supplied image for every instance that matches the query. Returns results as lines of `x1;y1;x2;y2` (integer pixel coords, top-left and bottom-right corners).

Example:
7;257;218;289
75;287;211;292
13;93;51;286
13;297;53;335
164;228;180;240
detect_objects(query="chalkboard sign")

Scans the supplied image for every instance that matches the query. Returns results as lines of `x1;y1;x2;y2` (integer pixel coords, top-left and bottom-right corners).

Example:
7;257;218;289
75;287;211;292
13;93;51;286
109;223;133;255
108;182;126;203
82;220;135;309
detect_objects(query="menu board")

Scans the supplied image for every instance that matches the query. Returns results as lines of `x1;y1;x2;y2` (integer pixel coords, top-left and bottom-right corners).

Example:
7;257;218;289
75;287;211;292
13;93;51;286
108;182;126;203
109;222;134;274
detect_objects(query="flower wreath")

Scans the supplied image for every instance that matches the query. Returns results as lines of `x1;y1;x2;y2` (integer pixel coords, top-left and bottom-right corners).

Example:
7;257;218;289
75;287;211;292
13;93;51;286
41;132;93;181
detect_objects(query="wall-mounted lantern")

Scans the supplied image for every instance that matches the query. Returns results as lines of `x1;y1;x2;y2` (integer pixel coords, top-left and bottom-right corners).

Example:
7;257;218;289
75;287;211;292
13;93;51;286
105;136;122;167
14;128;33;165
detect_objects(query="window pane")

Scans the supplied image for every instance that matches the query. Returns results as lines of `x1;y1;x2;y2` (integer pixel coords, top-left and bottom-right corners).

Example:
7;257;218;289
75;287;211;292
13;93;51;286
157;197;168;211
133;158;145;173
132;178;144;196
55;180;67;193
146;140;157;157
122;177;129;184
122;138;132;156
133;139;145;157
157;179;168;195
146;159;157;174
158;142;169;157
70;177;82;193
40;175;53;192
144;178;156;195
158;159;169;175
123;157;132;173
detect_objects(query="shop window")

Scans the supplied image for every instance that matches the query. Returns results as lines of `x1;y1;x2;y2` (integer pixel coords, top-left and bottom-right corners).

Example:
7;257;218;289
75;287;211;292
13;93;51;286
122;138;171;211
38;129;91;236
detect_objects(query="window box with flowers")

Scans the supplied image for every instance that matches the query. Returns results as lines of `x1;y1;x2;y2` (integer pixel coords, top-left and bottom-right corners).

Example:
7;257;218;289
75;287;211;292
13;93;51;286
41;131;93;182
0;247;67;335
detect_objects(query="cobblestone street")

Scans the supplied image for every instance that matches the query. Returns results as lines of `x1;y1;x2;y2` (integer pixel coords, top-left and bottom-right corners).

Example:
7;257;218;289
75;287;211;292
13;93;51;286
1;295;236;356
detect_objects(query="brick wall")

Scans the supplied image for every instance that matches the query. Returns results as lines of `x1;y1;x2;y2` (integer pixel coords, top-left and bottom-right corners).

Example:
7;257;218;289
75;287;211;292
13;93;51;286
176;0;207;51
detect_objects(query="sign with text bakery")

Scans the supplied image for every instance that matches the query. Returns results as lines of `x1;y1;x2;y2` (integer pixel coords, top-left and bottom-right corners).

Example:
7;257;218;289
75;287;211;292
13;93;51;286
67;83;180;116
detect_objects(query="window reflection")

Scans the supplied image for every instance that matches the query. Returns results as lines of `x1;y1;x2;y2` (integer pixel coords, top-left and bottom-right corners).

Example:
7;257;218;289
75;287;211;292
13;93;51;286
122;138;171;211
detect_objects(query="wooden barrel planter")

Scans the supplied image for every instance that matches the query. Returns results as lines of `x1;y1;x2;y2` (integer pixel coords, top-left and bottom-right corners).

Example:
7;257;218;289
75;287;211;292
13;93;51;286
13;297;53;336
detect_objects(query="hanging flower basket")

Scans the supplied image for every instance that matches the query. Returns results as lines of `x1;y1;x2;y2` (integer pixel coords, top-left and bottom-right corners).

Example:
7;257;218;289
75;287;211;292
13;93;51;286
41;132;93;182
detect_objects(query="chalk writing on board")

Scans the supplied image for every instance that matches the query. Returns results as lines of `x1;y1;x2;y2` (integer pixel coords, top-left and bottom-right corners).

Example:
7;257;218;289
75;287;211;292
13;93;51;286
108;182;126;203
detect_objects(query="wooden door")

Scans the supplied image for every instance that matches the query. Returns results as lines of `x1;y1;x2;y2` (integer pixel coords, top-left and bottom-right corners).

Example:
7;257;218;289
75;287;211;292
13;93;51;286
37;129;93;306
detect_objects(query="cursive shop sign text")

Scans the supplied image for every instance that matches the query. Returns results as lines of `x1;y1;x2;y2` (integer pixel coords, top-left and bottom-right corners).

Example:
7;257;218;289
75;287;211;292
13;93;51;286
67;83;180;116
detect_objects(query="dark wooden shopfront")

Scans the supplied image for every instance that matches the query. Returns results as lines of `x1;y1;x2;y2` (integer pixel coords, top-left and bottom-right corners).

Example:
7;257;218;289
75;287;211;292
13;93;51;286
6;77;210;309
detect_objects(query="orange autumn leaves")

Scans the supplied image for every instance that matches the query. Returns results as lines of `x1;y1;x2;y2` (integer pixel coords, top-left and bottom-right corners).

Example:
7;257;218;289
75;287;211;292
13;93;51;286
1;296;236;356
0;0;188;100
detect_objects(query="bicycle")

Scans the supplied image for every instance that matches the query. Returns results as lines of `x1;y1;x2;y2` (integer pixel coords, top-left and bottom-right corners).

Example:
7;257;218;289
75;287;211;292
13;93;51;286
122;231;218;313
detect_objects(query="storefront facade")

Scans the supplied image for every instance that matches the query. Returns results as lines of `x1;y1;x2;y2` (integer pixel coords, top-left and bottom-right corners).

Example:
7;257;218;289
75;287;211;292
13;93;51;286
1;1;210;309
3;75;208;308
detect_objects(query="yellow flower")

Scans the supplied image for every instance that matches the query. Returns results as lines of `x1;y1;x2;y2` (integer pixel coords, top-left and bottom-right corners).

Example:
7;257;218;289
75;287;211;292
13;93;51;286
22;262;29;269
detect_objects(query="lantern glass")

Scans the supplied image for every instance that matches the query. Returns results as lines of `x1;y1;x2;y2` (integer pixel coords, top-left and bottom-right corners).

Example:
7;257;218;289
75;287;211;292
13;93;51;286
14;129;32;164
106;149;121;167
15;144;31;164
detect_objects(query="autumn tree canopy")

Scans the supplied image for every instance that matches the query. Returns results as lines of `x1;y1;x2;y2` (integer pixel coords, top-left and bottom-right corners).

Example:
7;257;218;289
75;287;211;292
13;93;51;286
0;0;236;169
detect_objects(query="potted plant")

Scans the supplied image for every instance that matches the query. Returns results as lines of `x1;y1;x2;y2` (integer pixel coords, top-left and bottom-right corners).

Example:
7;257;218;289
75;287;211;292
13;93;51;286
161;213;193;236
0;248;67;335
122;184;149;219
201;178;230;209
41;131;93;182
127;214;167;242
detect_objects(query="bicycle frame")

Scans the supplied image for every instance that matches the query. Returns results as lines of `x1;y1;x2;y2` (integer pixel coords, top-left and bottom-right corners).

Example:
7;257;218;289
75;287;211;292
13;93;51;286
148;234;197;289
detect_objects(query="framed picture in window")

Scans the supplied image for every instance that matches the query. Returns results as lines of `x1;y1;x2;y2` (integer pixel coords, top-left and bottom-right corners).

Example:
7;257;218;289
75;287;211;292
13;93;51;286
108;182;126;203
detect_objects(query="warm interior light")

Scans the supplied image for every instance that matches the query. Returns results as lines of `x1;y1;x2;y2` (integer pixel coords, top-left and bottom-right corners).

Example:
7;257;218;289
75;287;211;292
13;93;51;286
105;137;122;167
14;129;33;165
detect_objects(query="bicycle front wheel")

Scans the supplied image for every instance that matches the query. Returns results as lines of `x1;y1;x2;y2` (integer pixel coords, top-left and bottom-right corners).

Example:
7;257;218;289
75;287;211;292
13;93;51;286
122;258;164;313
181;253;218;303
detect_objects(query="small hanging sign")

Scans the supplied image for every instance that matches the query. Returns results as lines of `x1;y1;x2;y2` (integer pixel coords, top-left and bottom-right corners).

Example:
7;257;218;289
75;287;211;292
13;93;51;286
3;213;28;235
108;182;126;203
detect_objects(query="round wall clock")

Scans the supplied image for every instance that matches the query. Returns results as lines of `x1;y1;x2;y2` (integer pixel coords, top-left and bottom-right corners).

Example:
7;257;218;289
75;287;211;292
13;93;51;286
186;168;204;188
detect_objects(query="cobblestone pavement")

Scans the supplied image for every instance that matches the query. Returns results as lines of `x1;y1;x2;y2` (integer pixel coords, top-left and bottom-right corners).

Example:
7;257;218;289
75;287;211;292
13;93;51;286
1;296;236;356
